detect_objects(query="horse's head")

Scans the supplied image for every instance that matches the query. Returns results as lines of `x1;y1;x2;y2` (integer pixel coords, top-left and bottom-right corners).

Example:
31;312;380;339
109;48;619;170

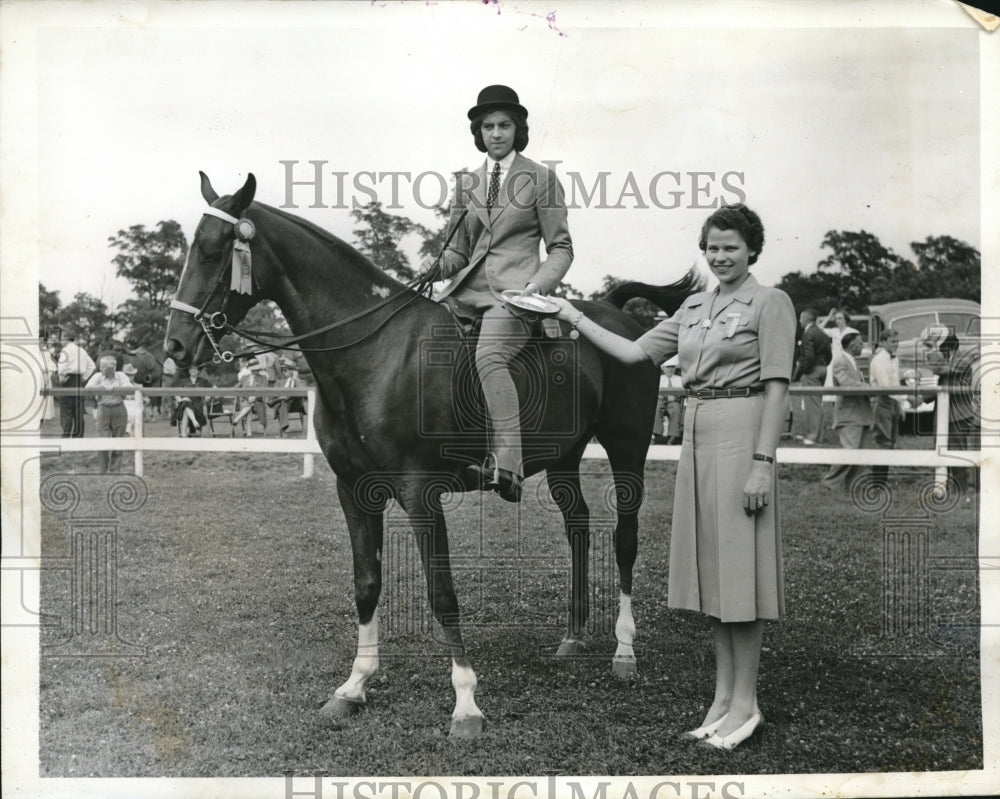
164;171;262;368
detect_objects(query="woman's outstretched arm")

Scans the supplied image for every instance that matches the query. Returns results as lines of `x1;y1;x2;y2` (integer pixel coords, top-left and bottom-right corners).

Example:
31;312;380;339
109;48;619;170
550;298;651;365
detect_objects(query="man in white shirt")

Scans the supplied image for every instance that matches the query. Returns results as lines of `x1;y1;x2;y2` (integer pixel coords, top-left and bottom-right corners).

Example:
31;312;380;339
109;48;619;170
56;331;97;438
85;356;134;472
868;329;906;487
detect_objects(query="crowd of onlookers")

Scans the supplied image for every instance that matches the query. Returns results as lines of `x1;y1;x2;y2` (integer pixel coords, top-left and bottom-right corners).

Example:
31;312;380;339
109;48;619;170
649;305;979;500
39;327;307;472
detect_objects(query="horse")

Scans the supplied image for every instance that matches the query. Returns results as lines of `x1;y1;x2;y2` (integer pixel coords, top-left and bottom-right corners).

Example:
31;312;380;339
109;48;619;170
163;172;701;738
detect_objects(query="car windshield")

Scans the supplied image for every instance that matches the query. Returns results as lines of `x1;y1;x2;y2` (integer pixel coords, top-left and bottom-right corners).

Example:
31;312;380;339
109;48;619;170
890;313;936;339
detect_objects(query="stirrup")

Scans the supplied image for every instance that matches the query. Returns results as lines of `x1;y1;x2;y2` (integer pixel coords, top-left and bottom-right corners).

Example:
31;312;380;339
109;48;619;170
467;454;522;503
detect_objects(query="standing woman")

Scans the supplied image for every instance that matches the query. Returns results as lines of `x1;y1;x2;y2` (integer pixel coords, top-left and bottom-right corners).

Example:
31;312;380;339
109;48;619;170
551;204;796;750
426;85;573;502
819;308;859;403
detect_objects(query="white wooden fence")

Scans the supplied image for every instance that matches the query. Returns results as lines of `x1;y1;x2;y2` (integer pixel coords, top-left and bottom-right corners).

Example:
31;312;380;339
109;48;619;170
39;385;980;484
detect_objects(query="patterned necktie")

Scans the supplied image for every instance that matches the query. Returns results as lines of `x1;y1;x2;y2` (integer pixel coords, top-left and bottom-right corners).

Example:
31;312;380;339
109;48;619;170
487;161;501;215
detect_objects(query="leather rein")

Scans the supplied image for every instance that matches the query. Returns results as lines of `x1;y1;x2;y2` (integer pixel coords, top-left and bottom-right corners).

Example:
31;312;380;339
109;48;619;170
169;206;466;365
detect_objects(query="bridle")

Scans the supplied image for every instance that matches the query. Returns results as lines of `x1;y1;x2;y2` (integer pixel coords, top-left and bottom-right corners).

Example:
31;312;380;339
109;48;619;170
169;204;466;365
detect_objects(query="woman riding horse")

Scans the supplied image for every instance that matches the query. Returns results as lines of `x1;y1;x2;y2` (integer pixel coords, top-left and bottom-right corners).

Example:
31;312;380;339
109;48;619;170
425;85;573;503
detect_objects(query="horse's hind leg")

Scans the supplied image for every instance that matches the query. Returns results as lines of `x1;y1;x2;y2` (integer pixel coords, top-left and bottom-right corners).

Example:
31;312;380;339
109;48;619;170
546;458;591;657
601;442;646;680
320;476;386;720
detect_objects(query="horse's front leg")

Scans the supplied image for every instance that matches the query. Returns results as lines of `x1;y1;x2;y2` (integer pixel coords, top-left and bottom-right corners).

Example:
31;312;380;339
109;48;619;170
320;476;386;719
546;468;590;657
406;484;484;738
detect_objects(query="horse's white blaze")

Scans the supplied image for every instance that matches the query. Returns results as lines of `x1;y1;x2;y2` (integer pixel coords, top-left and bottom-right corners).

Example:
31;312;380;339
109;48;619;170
450;660;483;721
335;614;380;704
614;592;636;661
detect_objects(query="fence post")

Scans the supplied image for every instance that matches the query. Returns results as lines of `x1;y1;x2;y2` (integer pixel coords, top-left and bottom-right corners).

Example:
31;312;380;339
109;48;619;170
934;386;949;487
303;388;316;479
134;388;144;478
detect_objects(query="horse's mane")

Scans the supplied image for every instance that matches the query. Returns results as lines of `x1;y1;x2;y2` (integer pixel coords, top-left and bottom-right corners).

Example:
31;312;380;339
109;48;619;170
601;267;706;316
253;201;407;289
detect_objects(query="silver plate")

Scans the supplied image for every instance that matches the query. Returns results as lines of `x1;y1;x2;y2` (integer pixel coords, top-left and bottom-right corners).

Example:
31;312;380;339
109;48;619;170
500;290;560;315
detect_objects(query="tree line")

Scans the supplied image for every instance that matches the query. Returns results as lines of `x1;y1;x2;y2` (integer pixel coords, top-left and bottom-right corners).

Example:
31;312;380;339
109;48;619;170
40;204;981;354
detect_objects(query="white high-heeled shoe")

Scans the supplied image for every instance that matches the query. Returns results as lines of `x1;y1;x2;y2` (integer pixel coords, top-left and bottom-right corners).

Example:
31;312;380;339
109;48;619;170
680;712;729;741
700;713;764;750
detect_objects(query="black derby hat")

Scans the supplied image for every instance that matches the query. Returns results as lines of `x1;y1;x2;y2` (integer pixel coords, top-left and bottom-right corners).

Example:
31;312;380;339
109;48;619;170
467;85;528;120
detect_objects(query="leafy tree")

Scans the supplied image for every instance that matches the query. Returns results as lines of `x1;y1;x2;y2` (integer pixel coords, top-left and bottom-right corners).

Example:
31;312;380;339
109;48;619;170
417;205;453;263
351;201;420;281
113;298;169;350
909;235;980;302
776;270;855;315
57;292;114;353
817;229;913;307
39;283;62;333
108;220;188;347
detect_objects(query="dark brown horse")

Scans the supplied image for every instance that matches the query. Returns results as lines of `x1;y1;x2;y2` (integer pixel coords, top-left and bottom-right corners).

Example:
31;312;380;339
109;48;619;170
164;172;699;737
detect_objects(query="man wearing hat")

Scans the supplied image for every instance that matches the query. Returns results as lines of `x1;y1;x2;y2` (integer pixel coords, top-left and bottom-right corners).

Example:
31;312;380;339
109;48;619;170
85;355;134;472
232;356;267;435
652;356;684;445
269;357;304;436
423;84;573;502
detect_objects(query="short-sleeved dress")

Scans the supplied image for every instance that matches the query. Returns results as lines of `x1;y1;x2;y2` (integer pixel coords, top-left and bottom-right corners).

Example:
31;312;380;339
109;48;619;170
636;274;796;622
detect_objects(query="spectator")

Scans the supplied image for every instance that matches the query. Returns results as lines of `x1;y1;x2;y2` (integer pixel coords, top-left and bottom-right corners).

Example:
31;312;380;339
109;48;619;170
121;363;143;436
270;358;305;437
937;334;980;501
818;308;860;406
868;329;907;488
173;364;212;437
231;357;267;436
85;355;134;473
652;357;684;445
56;330;97;438
822;331;873;492
791;308;830;445
38;333;59;425
160;356;178;421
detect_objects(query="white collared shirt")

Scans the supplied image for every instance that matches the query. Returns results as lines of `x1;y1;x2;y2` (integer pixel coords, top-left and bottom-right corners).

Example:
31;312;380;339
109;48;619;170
485;150;517;193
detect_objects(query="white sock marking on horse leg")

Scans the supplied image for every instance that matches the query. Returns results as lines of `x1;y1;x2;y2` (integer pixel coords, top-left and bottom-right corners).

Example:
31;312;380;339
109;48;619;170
451;660;483;722
614;592;636;661
335;613;379;704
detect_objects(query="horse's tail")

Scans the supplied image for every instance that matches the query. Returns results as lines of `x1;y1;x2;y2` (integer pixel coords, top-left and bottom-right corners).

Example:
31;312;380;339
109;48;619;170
601;266;706;316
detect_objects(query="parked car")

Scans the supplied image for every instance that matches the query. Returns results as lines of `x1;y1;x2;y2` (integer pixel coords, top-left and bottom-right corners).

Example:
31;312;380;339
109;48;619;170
867;298;981;430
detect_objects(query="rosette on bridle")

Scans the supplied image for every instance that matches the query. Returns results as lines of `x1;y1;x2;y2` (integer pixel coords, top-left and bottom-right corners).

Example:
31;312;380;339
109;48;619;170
202;206;255;295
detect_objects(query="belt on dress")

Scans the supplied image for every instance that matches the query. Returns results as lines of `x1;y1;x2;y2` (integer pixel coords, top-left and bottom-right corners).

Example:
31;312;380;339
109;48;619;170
686;384;765;400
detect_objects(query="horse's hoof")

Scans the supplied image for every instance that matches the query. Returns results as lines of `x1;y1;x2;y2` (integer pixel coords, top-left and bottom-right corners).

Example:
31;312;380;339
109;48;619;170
556;638;587;657
449;714;485;739
612;656;638;680
318;694;364;720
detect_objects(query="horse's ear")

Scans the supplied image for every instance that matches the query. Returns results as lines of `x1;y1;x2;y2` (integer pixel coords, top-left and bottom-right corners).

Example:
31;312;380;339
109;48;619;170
232;173;257;214
200;171;219;204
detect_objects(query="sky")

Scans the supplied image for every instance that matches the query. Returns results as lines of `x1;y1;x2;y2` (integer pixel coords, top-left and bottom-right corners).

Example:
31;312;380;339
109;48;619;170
2;0;986;316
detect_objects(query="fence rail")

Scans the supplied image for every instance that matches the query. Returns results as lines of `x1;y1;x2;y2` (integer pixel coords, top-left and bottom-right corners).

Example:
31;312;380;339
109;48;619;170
38;385;979;483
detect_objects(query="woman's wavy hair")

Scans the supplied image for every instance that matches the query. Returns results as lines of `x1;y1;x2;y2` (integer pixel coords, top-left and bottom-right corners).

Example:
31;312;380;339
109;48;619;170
470;109;529;154
698;203;765;265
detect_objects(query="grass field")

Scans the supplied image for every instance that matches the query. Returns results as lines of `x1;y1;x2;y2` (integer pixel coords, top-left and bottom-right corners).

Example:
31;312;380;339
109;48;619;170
38;448;981;777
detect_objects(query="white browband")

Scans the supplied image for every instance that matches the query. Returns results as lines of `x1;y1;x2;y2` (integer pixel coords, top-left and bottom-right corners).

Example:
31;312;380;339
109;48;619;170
202;206;240;225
